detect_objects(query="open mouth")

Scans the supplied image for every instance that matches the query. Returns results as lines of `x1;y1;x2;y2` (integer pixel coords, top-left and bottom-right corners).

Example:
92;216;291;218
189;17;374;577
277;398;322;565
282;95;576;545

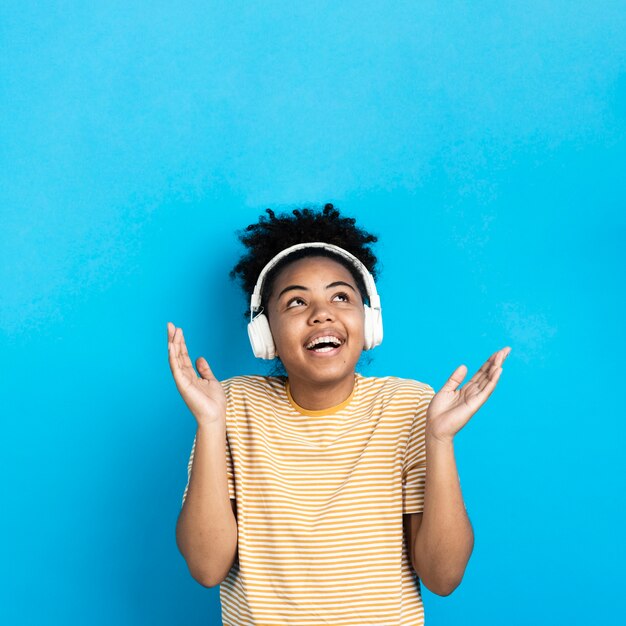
305;335;344;354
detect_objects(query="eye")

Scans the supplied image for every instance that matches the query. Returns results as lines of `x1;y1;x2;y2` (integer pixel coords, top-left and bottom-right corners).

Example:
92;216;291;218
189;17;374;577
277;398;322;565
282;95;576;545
286;297;306;308
332;292;350;302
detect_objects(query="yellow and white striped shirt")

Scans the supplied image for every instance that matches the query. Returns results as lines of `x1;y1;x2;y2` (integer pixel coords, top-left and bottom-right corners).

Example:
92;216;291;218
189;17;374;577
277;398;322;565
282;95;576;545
182;373;435;625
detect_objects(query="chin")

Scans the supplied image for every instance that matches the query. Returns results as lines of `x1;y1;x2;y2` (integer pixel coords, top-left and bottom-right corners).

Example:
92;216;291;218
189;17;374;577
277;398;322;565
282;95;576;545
291;360;358;384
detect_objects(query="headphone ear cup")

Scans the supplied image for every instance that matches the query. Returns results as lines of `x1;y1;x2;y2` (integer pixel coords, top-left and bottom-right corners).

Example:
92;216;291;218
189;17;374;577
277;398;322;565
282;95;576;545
363;304;383;350
248;314;276;360
363;305;374;350
372;307;383;347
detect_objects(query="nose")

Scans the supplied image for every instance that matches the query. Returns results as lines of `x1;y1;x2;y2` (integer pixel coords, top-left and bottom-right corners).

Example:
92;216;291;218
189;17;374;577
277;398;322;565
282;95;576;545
308;299;335;324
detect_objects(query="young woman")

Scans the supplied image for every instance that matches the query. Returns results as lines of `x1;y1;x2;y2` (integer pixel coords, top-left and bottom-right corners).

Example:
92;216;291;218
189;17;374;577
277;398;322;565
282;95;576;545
169;204;510;625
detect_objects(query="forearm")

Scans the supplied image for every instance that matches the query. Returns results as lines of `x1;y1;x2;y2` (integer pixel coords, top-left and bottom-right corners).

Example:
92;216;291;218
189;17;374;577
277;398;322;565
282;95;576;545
176;422;238;587
414;434;474;595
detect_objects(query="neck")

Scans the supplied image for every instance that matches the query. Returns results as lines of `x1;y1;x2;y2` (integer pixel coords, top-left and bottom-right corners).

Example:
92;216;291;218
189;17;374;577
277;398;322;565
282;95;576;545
287;372;356;411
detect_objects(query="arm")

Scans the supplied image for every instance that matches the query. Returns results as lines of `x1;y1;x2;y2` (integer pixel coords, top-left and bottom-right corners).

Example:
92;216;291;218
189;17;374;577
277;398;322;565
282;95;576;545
410;435;474;595
168;322;238;588
176;423;239;587
408;345;510;595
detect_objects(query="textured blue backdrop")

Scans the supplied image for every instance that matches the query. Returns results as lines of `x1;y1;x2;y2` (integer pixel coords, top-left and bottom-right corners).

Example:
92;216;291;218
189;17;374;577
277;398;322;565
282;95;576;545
1;2;624;624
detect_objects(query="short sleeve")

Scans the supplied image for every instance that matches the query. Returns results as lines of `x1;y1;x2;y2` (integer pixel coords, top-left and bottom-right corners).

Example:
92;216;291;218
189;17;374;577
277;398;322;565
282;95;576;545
181;430;236;508
402;384;435;514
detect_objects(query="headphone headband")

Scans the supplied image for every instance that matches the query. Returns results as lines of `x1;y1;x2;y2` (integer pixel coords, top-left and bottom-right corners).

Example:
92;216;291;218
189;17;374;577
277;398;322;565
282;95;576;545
249;242;380;320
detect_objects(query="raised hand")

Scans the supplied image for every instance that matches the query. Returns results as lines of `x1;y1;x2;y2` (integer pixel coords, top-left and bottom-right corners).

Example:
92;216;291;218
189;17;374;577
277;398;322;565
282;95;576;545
167;322;227;427
426;346;511;443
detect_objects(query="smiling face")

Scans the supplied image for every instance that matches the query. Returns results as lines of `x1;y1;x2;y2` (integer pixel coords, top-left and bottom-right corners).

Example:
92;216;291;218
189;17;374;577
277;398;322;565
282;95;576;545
266;255;366;389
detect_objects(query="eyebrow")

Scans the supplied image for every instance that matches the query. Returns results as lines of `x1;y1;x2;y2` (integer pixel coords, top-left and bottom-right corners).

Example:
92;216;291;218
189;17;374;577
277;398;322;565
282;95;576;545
277;281;357;300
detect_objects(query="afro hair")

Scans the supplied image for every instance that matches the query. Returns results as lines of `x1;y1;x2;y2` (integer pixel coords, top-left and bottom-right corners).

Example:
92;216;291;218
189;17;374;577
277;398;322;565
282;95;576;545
230;203;380;319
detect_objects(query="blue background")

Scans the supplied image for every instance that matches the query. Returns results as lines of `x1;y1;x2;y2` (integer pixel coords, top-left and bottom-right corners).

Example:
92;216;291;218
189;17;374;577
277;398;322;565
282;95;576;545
1;2;624;624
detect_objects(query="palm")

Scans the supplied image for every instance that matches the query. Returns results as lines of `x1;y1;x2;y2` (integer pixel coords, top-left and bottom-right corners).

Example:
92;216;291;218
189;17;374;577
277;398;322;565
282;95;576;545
427;346;511;442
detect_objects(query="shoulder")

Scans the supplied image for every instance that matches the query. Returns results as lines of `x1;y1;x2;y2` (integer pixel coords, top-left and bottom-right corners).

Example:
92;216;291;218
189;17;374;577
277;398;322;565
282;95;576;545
355;375;435;418
219;374;286;399
218;376;286;425
358;374;435;399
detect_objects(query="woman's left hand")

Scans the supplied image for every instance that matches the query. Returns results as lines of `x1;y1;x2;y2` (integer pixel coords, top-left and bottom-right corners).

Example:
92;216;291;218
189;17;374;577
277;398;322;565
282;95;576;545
426;346;511;443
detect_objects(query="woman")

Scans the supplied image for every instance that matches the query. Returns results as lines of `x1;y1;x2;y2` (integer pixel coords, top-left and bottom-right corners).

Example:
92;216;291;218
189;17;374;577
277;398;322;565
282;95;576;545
169;203;510;625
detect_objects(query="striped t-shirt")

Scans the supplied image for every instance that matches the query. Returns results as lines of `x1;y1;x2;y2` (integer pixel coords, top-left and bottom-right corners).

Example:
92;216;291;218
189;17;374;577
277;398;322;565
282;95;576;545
182;373;436;625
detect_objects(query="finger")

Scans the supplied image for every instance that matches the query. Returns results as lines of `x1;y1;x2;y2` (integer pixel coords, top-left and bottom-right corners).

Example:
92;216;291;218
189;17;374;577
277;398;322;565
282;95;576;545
169;327;199;384
484;347;508;368
173;327;191;365
168;327;189;382
496;347;510;366
168;337;189;388
464;360;493;389
476;362;501;393
477;354;505;384
467;352;497;384
480;366;503;398
440;364;468;392
493;346;512;367
167;321;178;343
489;348;511;380
167;326;180;365
470;364;504;406
467;347;509;388
458;371;499;416
196;356;217;382
176;329;199;380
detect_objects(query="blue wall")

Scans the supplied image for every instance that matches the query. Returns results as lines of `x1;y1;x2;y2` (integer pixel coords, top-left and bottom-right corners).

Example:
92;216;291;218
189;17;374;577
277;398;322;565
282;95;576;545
1;2;624;624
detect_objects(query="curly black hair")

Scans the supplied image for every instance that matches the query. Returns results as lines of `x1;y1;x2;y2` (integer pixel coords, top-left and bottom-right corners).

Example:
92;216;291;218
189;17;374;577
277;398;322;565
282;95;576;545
230;203;379;320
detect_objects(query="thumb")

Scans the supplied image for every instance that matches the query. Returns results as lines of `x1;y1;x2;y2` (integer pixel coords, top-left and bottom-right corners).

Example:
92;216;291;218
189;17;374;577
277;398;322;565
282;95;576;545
440;364;467;393
196;356;217;381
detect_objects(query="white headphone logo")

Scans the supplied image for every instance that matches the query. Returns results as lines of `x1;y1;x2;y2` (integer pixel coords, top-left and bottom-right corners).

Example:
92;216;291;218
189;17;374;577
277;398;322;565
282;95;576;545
247;242;383;359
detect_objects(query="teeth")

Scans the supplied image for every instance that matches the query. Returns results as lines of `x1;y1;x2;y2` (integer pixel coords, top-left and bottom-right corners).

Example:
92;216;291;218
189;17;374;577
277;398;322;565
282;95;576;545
313;345;336;352
305;335;343;349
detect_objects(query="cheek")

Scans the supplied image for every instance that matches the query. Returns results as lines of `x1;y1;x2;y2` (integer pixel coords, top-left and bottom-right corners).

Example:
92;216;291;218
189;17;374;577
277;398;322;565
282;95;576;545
355;307;366;327
347;310;366;340
268;316;296;348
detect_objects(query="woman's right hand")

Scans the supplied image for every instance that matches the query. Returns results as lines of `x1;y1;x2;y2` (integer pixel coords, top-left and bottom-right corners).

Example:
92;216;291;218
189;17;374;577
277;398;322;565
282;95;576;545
167;322;226;427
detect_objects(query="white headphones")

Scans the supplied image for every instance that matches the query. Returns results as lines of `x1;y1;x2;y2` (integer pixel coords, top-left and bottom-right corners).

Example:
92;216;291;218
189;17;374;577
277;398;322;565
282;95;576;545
248;241;383;359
